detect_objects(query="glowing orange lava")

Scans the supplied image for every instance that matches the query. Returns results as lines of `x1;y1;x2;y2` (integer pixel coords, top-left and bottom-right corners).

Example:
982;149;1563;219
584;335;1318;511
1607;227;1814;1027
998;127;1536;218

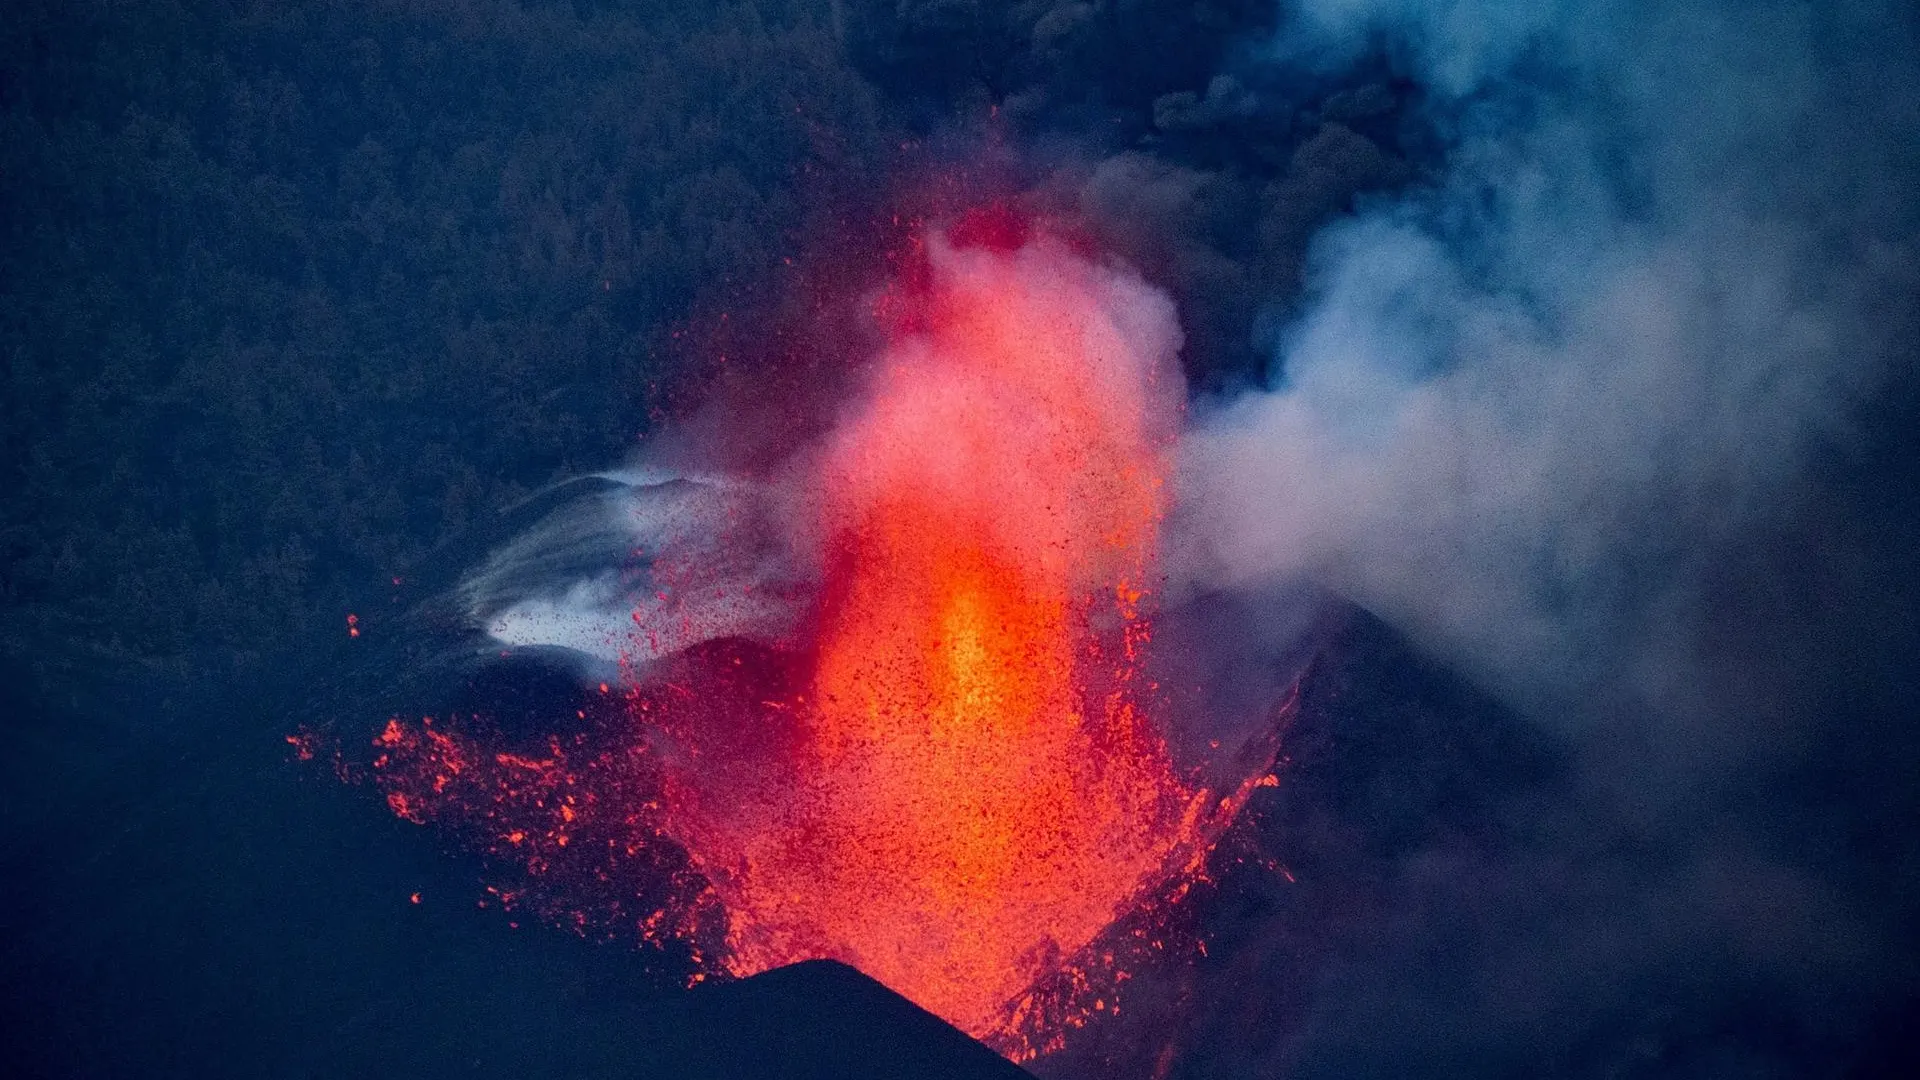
351;219;1276;1057
656;229;1207;1037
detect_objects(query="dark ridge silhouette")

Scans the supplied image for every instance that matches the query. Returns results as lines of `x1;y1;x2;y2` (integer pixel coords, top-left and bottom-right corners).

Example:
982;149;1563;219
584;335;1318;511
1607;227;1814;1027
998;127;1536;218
653;960;1037;1080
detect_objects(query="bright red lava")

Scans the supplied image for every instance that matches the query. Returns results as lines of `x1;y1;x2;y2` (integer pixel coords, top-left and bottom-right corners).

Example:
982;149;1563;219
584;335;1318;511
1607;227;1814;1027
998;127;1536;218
351;219;1279;1058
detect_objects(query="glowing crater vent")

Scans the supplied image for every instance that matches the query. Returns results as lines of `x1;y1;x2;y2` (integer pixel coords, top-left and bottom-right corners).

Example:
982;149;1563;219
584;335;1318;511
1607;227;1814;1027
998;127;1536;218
649;228;1205;1036
360;222;1269;1055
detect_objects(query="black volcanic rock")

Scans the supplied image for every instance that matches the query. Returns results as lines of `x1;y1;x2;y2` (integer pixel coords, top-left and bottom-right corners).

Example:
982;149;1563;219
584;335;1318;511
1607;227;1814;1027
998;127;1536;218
650;960;1036;1080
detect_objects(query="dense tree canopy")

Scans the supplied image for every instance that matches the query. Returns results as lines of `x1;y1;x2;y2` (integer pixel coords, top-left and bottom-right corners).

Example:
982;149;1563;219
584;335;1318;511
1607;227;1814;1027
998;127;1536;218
1;0;1408;675
3;1;882;668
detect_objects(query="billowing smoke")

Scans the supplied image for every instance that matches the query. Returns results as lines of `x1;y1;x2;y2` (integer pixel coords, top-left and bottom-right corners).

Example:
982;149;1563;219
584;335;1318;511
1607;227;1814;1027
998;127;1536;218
1141;2;1920;1074
1178;0;1919;709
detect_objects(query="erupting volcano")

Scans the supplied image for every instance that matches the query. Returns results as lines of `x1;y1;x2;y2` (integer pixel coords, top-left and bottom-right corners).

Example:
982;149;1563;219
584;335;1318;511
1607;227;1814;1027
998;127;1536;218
658;226;1213;1036
357;217;1280;1055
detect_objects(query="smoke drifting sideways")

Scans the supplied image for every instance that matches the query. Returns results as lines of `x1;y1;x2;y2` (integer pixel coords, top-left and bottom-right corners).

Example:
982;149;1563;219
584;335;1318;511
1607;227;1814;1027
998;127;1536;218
1151;0;1920;1074
1179;0;1920;708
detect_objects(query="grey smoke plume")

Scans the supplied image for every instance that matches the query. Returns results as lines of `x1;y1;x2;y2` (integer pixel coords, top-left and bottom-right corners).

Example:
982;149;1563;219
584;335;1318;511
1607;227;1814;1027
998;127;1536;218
1140;2;1920;1075
1177;0;1920;710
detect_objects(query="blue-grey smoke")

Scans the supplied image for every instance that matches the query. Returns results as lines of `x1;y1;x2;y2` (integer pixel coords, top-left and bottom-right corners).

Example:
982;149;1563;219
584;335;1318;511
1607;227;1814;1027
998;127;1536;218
1148;2;1920;1075
1179;0;1920;711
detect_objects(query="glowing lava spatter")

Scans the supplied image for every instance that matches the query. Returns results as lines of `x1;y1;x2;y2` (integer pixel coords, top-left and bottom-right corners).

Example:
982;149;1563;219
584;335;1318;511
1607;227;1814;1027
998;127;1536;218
656;228;1207;1037
357;218;1275;1055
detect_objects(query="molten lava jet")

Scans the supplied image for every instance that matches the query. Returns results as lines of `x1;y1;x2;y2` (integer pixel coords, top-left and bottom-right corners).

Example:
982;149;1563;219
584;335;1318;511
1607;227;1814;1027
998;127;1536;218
657;228;1208;1037
354;220;1278;1057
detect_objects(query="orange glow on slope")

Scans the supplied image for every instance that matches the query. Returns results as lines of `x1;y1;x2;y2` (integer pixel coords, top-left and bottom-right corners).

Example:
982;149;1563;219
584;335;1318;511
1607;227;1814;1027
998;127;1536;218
648;228;1223;1039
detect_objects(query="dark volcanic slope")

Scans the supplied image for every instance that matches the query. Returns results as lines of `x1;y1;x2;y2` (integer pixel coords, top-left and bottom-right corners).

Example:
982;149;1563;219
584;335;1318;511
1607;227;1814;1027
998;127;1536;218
652;959;1038;1080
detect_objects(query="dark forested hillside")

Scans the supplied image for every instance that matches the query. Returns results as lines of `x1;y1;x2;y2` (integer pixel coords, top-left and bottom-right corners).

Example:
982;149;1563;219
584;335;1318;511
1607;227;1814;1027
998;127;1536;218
0;0;1403;677
0;0;898;671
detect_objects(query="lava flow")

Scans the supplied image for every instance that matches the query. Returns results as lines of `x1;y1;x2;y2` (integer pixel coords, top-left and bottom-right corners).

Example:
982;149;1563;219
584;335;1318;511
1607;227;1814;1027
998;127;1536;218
354;218;1272;1055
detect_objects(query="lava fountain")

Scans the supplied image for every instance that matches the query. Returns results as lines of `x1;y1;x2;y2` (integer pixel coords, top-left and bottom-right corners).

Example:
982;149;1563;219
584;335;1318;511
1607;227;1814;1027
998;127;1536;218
653;224;1209;1036
355;218;1274;1054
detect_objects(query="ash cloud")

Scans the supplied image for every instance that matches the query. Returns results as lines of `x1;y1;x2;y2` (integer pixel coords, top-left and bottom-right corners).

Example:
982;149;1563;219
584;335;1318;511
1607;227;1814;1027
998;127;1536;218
1135;1;1920;1075
1177;0;1920;706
